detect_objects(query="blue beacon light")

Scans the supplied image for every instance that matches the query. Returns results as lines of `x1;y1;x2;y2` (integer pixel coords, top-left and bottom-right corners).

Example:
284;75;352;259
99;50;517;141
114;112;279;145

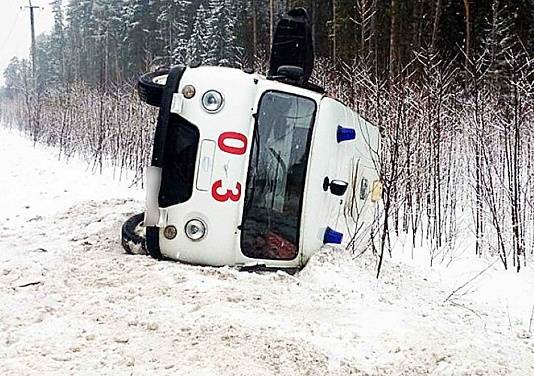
323;227;344;245
337;125;356;143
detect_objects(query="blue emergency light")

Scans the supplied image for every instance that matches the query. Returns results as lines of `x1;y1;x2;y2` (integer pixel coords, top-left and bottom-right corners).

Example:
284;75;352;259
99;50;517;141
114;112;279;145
323;227;344;245
337;126;356;143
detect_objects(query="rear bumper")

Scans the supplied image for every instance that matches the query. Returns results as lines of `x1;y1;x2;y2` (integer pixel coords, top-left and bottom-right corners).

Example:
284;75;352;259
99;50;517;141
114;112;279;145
145;66;186;259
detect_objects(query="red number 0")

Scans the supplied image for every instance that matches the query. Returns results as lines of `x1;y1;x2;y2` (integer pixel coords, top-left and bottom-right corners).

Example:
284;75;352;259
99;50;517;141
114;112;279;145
218;132;248;155
212;180;242;202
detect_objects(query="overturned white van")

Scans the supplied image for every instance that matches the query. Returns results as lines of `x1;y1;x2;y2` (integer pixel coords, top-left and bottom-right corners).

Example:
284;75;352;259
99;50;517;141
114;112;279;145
121;9;381;270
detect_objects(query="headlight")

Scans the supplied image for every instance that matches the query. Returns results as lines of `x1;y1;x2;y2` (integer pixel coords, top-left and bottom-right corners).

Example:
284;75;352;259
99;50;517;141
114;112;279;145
185;219;207;241
201;90;224;113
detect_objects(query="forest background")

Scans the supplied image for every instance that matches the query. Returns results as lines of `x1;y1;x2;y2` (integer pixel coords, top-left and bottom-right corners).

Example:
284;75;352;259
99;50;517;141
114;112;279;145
1;0;533;274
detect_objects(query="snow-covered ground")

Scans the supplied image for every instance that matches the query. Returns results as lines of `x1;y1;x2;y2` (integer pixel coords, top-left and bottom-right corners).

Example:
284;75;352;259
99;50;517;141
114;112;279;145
1;127;533;376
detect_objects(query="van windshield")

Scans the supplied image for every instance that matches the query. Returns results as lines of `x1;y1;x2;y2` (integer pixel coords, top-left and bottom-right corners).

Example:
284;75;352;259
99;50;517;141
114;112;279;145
241;91;316;260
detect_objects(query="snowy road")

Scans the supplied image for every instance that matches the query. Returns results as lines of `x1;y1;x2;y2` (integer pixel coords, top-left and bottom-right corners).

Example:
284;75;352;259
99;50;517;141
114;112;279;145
1;127;534;375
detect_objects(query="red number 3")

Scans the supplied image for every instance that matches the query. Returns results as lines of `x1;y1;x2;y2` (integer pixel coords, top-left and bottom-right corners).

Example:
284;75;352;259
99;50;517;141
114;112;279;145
212;180;242;202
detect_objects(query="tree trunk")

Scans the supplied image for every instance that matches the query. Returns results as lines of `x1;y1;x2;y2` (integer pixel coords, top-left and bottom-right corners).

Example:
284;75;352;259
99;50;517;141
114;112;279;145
512;80;522;271
252;0;257;57
389;0;399;77
332;0;337;61
412;0;424;53
431;0;442;51
463;0;472;64
270;0;275;48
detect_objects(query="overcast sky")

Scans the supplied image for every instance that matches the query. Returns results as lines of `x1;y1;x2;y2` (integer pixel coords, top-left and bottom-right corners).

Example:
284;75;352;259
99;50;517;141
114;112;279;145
0;0;54;85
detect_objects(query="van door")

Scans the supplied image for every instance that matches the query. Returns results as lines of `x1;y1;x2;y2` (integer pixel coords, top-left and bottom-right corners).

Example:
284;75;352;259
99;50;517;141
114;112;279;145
240;91;317;261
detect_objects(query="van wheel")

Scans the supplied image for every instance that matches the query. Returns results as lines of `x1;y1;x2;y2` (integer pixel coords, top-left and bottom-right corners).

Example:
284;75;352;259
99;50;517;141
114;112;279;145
137;69;170;107
121;213;147;255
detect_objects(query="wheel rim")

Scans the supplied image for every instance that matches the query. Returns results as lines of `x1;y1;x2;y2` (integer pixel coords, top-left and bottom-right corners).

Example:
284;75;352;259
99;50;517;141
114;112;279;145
152;75;168;86
134;221;146;238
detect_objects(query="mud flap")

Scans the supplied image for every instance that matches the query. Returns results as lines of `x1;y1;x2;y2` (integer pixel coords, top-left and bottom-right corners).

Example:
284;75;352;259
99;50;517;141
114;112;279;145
146;65;186;260
146;226;161;260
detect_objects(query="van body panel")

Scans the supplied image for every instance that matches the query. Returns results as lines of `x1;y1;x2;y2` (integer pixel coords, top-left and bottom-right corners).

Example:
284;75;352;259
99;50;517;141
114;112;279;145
301;98;380;264
151;66;380;268
159;67;258;266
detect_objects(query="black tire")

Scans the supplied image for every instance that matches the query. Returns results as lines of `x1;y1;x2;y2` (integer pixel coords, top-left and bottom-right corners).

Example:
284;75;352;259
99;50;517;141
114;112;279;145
137;69;170;107
121;213;147;255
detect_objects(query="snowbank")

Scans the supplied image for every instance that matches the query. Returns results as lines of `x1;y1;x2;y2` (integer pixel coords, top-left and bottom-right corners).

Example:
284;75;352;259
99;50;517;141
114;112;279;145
1;128;533;375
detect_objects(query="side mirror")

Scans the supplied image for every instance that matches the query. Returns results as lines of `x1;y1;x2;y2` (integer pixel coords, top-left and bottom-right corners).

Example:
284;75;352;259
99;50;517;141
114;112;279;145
323;177;349;196
330;180;349;196
277;65;304;81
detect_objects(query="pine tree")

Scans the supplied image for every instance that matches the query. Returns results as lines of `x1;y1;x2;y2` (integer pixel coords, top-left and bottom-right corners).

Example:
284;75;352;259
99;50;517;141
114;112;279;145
186;5;210;64
64;0;84;82
171;0;193;64
49;0;66;86
3;58;26;97
482;0;517;79
35;34;54;91
206;0;237;65
125;0;152;75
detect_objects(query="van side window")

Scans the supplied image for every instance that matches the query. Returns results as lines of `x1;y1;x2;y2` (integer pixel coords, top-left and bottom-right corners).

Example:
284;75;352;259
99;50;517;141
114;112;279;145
159;115;200;207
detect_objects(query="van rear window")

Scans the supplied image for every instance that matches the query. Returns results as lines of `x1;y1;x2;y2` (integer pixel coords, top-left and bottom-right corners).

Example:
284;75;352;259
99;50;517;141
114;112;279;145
240;91;316;260
159;115;200;207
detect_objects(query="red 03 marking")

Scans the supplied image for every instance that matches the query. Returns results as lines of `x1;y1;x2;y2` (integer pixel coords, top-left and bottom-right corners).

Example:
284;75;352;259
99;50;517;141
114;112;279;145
211;131;248;203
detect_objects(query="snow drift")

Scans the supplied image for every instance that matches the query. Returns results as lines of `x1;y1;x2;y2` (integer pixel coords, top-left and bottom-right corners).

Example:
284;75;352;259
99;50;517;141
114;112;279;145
1;128;534;375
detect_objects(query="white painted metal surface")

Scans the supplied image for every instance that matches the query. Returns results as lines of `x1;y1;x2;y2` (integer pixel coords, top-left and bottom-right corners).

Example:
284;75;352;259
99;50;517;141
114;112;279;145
150;66;381;268
144;166;162;227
